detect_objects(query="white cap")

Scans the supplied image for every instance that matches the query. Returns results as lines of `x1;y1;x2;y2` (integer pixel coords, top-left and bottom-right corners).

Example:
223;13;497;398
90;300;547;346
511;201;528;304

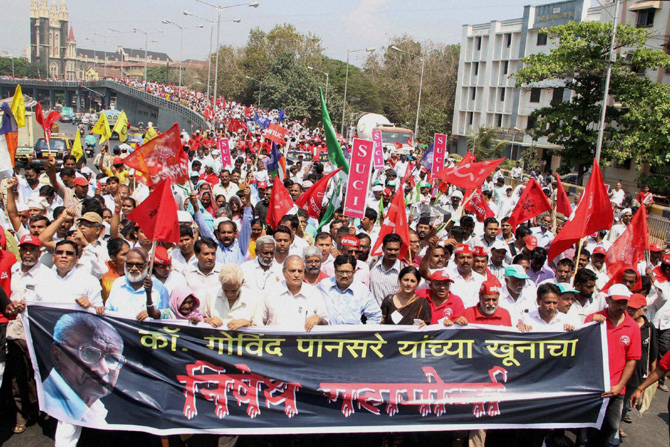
177;211;193;223
491;240;508;251
451;190;464;199
372;185;383;192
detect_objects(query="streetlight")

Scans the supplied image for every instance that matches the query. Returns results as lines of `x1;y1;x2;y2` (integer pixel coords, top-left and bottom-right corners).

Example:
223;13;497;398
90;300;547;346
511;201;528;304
245;75;262;106
94;32;108;78
194;0;259;113
132;28;163;91
109;28;125;78
341;46;375;135
184;11;240;103
84;37;97;69
390;45;425;141
161;20;204;98
308;66;329;104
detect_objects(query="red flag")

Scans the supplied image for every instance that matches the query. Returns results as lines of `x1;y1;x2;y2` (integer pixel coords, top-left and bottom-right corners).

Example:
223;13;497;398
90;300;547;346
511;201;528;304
266;175;294;229
555;173;572;218
122;123;189;188
264;124;287;145
370;187;410;260
436;157;504;191
600;264;642;294
295;168;341;219
393;142;403;150
229;118;247;133
204;106;214;121
127;179;179;243
507;178;552;230
604;205;649;277
460;151;476;165
548;159;614;262
35;102;60;142
465;188;495;222
244;106;252;118
406;136;413;146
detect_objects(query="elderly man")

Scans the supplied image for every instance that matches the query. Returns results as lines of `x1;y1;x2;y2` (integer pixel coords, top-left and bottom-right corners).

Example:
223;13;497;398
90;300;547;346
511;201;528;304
317;255;381;325
152;246;187;295
415;269;465;325
304;246;329;285
202;264;260;330
608;208;632;243
447;244;486;308
43;313;125;446
105;248;170;321
517;283;575;332
262;255;329;331
499;265;537;326
586;284;641;447
531;213;554;248
184;238;223;305
35;240;104;315
449;280;511;328
71;212;109;279
240;235;282;293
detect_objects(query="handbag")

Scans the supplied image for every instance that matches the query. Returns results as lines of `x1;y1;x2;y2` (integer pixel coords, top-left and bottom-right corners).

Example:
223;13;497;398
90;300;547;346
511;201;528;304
638;327;658;414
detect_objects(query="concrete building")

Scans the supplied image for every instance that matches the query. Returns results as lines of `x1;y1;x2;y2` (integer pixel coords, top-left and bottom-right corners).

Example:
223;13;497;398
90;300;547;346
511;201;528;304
452;0;670;189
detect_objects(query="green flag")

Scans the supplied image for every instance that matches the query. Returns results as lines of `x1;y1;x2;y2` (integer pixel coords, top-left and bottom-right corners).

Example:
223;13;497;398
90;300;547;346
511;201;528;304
317;179;342;232
319;87;349;174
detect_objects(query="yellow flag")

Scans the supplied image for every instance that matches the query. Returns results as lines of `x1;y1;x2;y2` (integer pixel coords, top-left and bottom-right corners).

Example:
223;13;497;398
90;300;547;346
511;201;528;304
112;110;128;142
91;112;111;144
10;85;25;128
71;133;83;162
143;125;158;145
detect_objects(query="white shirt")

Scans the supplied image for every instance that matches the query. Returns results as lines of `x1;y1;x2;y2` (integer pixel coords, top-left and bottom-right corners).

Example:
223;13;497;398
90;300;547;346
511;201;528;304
240;258;283;294
499;281;537;325
154;270;188;296
520;309;572;331
170;249;198;274
7;262;50;340
569;292;607;324
447;267;486;308
262;281;329;330
184;263;223;305
289;235;310;257
201;289;261;326
35;266;103;307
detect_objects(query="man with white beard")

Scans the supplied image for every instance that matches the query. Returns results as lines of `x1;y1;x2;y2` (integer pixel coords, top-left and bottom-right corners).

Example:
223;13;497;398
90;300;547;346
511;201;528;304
105;248;170;321
240;236;282;294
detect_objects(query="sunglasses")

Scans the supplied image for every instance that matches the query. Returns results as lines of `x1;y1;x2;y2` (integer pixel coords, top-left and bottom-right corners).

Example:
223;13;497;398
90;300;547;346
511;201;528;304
55;249;76;256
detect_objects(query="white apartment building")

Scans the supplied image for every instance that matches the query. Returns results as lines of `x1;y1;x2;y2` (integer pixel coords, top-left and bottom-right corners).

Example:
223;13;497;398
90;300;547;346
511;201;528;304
452;0;668;190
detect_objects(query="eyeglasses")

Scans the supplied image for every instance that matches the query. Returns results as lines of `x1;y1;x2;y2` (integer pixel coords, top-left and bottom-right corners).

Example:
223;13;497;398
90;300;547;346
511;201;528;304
78;221;98;229
335;270;354;276
60;343;126;370
55;249;76;256
125;262;146;269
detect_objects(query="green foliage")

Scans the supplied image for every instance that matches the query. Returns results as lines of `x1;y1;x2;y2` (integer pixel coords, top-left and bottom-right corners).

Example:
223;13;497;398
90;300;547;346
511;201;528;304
515;21;670;183
146;65;179;84
468;127;508;161
0;57;46;78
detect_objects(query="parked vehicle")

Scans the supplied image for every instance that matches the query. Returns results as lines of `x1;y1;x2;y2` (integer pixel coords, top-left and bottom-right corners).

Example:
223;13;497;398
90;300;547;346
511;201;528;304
33;136;71;167
355;113;414;154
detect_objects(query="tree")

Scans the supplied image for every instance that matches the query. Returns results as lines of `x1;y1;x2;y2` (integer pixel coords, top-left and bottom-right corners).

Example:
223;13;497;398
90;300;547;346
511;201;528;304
468;127;508;161
515;21;670;183
0;57;46;78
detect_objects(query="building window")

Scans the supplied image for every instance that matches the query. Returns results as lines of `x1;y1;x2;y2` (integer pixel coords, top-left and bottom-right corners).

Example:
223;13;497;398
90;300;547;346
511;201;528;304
472;88;477;100
552;87;564;103
503;61;509;75
468;112;474;125
474;62;479;75
636;9;655;28
497;114;503;127
506;34;512;48
500;89;506;101
530;88;541;103
527;115;537;130
537;32;547;46
476;37;482;51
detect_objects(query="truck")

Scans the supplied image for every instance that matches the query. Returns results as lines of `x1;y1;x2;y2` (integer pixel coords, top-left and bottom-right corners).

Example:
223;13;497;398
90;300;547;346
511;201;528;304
355;113;415;154
16;109;42;166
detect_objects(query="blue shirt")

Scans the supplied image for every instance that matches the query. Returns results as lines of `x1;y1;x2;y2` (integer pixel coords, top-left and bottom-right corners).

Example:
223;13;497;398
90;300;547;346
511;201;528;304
105;277;170;319
195;205;253;265
317;277;382;325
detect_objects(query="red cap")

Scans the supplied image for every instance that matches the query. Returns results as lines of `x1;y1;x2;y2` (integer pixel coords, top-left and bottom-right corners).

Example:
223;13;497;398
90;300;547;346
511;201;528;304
524;235;538;250
19;234;41;247
383;188;392;198
628;293;647;310
593;246;607;256
153;246;171;266
430;269;453;282
455;244;472;255
340;235;361;248
113;156;124;165
650;243;663;253
663;253;670;266
480;280;502;295
472;246;488;257
73;177;89;187
257;181;268;189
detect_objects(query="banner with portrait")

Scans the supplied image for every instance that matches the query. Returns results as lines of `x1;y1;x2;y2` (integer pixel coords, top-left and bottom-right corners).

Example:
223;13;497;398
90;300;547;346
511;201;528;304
24;303;609;436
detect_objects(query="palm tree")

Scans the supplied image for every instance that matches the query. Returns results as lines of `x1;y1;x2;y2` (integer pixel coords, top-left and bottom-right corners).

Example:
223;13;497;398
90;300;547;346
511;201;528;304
468;127;509;160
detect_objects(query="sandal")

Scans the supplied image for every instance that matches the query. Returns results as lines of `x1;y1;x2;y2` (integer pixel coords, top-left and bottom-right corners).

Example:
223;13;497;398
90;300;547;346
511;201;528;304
659;384;669;392
13;424;27;434
623;414;633;423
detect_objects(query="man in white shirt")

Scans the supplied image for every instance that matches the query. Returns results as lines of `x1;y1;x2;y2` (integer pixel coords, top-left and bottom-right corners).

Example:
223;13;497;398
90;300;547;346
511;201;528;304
609;182;626;208
448;244;486;308
518;283;576;332
569;268;606;323
171;223;198;274
151;246;188;296
184;238;223;307
499;265;537;326
511;162;523;180
262;255;329;331
202;264;260;330
240;235;282;294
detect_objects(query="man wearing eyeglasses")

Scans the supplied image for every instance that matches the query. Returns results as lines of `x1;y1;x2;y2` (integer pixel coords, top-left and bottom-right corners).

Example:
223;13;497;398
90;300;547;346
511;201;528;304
42;312;124;445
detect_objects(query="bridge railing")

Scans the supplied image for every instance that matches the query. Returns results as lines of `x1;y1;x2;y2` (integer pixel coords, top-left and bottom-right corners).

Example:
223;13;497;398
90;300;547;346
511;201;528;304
0;78;210;130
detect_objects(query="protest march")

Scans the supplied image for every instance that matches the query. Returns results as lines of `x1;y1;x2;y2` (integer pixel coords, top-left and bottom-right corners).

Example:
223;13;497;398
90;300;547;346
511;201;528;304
0;75;668;447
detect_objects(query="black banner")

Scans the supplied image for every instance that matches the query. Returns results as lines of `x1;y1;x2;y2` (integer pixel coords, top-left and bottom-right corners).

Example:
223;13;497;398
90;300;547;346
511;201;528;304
24;303;608;435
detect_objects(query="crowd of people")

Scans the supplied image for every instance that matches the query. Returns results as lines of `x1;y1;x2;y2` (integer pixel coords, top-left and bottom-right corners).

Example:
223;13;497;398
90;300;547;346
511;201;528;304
0;77;667;447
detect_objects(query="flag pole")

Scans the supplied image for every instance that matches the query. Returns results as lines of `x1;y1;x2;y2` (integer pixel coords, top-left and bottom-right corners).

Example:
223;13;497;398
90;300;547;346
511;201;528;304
147;239;158;277
573;239;583;278
435;188;478;236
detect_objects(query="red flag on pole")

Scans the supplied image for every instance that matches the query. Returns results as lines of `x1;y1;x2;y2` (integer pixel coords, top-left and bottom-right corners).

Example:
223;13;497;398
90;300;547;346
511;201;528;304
266;175;295;229
465;188;495;222
370;187;410;259
295;168;341;219
548;159;614;262
555;173;572;218
507;178;552;230
460;151;476;165
604;205;649;276
228;119;247;133
122;123;189;188
436;157;504;191
127;179;179;243
34;102;60;142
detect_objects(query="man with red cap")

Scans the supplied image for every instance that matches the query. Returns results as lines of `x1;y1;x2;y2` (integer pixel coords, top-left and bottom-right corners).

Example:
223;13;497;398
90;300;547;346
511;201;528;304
587;246;609;291
416;269;464;325
339;235;370;287
447;244;486;308
152;245;187;296
586;284;641;446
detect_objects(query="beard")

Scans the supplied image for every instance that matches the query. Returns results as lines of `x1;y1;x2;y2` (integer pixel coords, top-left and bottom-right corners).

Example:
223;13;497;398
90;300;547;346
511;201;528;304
306;266;321;275
481;304;497;316
258;255;273;268
125;266;149;283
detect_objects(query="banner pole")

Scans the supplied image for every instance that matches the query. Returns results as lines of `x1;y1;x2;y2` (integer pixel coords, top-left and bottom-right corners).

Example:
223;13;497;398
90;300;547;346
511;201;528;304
147;239;158;278
573;239;583;278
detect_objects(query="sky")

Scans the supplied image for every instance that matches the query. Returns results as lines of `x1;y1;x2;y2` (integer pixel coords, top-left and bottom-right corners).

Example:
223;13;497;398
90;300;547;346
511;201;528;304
1;0;598;65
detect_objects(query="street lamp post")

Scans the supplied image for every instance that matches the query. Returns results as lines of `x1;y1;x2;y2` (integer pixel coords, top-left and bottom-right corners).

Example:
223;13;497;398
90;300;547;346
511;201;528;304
109;28;125;78
132;28;163;91
194;0;259;114
84;37;97;69
341;46;375;135
161;21;204;98
391;45;425;141
308;66;329;103
184;11;241;104
94;33;108;78
245;75;262;105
